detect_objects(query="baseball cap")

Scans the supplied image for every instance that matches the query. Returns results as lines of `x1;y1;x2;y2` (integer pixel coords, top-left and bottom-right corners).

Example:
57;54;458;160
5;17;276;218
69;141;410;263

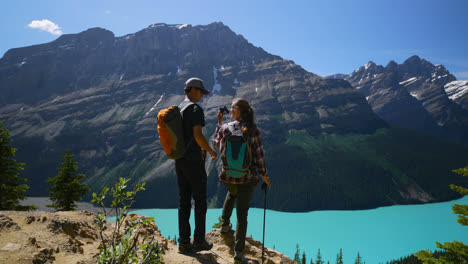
184;77;210;95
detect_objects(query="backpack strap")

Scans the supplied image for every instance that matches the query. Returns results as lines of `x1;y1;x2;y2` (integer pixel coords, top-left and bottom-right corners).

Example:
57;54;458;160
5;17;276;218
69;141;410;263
227;120;242;134
179;101;196;113
178;101;197;150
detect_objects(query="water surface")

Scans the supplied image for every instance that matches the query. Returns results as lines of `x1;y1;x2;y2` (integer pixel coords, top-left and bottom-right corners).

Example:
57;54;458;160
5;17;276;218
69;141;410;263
132;196;468;264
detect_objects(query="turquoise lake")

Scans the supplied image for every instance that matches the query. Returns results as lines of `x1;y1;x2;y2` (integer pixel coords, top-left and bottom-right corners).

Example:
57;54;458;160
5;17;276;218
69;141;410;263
131;196;468;264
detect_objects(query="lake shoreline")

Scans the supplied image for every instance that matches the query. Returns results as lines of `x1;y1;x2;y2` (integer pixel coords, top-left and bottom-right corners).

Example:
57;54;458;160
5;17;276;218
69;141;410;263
22;195;466;214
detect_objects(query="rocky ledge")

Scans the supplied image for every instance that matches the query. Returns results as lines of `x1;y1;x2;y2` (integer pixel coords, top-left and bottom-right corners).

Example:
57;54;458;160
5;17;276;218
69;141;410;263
0;211;293;264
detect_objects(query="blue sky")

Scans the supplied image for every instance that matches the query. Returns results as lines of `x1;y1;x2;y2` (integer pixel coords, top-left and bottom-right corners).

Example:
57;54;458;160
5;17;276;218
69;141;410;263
1;0;467;79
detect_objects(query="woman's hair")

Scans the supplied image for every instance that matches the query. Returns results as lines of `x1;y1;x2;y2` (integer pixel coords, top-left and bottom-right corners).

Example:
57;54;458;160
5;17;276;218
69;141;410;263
232;98;256;134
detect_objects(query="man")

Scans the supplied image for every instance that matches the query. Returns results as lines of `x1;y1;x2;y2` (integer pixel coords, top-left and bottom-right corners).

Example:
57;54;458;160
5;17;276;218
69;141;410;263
176;77;217;253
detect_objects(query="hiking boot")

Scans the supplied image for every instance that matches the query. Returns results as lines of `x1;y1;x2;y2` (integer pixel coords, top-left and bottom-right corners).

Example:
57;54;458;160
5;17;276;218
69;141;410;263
220;223;232;233
234;252;247;264
178;242;192;254
192;239;213;251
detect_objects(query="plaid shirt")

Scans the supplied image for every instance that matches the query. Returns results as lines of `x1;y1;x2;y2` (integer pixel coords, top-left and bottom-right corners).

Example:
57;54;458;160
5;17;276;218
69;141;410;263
212;120;267;185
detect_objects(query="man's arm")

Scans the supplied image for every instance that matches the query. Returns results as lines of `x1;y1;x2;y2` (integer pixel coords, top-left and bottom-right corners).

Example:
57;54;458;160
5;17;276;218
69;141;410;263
193;125;217;160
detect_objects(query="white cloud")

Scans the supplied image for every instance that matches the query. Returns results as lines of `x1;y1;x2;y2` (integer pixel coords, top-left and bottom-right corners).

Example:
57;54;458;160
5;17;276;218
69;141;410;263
27;19;63;35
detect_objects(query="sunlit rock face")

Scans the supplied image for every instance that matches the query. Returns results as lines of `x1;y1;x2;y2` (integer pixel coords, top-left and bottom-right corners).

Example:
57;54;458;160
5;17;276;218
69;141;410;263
329;55;468;145
4;23;468;212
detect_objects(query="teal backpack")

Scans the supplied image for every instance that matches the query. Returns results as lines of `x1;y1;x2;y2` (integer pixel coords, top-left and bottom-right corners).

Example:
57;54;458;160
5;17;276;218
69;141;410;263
221;121;254;178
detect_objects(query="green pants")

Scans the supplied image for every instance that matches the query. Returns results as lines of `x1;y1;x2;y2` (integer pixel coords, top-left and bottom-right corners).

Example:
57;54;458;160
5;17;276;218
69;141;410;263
221;183;256;254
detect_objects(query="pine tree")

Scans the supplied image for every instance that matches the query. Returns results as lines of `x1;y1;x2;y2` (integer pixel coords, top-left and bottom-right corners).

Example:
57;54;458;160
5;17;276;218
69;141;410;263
302;251;307;264
294;244;301;263
355;251;363;264
336;248;344;264
47;149;89;211
316;248;324;264
0;122;35;210
415;165;468;263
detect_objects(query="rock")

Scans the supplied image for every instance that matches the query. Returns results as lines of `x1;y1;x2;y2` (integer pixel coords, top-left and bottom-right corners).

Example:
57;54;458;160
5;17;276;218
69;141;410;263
1;242;21;251
280;255;296;264
67;237;84;254
28;237;37;245
81;210;94;216
205;229;294;264
195;252;219;263
40;216;47;222
0;214;20;231
25;216;36;224
79;229;96;240
47;217;96;240
32;247;55;264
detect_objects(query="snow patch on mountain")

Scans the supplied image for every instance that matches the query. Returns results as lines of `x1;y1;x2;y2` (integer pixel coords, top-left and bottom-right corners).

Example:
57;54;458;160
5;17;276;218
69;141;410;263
145;93;165;116
444;80;468;100
123;34;135;40
58;44;75;50
409;91;421;99
212;66;222;93
52;96;62;103
399;77;419;86
431;74;449;82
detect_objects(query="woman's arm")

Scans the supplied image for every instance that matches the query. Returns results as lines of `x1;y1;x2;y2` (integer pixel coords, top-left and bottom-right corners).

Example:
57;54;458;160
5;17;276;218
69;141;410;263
212;110;225;149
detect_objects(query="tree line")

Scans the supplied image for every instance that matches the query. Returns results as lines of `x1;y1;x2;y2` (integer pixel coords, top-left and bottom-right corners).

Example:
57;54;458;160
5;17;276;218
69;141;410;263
293;245;361;264
0;122;89;211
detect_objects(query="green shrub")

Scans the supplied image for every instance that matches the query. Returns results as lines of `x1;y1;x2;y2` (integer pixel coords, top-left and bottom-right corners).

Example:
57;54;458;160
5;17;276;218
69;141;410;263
92;177;162;264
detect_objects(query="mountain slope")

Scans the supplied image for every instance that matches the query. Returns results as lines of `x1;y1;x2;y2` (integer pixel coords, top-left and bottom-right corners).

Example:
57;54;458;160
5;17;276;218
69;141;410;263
329;56;468;145
444;80;468;110
1;23;467;211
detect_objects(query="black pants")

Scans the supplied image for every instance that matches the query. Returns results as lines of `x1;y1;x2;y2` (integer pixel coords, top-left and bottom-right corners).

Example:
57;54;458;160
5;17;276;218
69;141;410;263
221;183;255;254
175;158;208;244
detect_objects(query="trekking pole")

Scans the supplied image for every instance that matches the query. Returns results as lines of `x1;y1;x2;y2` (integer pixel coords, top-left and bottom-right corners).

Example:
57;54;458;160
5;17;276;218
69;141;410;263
261;182;268;264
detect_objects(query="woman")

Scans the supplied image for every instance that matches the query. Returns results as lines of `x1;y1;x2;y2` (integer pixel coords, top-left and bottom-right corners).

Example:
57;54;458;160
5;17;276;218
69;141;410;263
212;98;270;264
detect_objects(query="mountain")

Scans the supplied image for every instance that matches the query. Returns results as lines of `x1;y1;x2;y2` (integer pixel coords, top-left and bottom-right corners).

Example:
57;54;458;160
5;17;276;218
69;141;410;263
444;80;468;110
1;23;467;212
328;56;468;145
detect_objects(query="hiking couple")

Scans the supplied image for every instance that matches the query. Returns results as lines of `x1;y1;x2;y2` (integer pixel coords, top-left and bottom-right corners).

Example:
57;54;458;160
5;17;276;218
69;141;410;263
175;77;270;263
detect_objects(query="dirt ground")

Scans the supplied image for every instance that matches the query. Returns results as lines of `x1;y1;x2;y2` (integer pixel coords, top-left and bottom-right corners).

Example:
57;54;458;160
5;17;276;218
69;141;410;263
0;210;294;264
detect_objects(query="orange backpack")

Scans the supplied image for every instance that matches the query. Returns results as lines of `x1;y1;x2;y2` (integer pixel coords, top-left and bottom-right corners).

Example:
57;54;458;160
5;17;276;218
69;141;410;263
157;102;194;159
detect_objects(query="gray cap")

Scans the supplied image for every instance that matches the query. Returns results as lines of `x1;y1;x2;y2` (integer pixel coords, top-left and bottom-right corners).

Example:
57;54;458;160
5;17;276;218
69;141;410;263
184;77;210;95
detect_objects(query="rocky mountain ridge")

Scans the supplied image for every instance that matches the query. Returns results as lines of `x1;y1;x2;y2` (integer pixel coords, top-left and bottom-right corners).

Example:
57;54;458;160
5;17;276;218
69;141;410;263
1;23;468;212
444;80;468;110
0;22;278;105
328;56;468;144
